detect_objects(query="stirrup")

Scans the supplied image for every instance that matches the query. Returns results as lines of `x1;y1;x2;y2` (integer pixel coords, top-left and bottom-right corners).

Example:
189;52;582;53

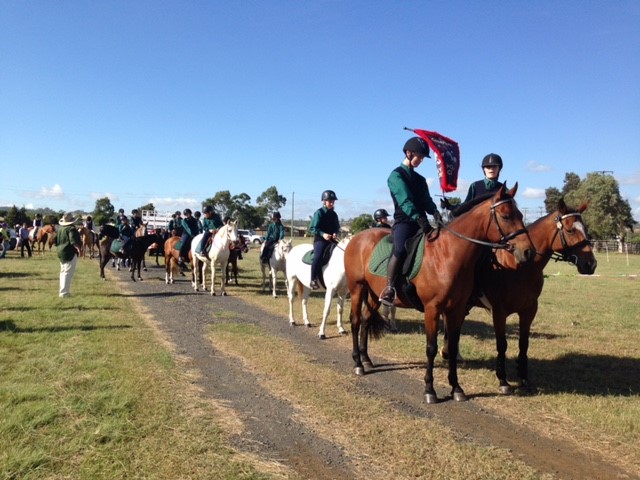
379;286;396;306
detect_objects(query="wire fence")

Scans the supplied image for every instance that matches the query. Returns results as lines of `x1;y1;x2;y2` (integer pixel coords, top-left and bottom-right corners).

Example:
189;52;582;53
592;240;640;255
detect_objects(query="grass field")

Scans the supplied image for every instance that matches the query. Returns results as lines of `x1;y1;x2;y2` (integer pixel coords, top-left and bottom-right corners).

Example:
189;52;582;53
1;243;638;479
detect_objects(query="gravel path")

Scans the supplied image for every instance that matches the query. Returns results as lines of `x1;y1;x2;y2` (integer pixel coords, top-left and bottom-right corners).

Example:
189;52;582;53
110;264;630;480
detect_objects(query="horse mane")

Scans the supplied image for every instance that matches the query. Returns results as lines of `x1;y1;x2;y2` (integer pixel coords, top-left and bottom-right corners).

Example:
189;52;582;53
450;191;496;218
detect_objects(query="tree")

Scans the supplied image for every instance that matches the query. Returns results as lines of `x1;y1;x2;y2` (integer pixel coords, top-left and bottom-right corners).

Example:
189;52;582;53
564;172;635;239
256;186;287;214
562;172;582;195
138;202;155;212
350;214;374;234
5;205;28;228
544;187;563;214
93;197;115;226
202;191;234;218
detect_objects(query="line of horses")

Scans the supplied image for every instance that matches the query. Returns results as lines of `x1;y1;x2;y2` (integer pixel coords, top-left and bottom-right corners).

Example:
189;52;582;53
94;185;597;405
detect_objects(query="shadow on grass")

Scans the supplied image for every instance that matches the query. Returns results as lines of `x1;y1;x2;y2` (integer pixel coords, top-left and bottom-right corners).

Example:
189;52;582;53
0;272;39;279
0;320;132;333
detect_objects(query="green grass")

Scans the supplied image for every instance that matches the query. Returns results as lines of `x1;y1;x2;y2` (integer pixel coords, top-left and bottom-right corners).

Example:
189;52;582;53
0;251;274;479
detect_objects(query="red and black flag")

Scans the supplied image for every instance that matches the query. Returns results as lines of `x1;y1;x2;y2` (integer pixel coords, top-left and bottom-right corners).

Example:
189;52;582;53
404;127;460;193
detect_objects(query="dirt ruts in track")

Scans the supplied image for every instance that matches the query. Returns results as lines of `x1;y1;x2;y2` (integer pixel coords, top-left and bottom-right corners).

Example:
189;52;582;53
113;269;630;480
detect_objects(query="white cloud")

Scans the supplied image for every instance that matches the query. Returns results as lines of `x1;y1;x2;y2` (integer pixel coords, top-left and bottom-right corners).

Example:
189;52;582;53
148;197;200;213
91;192;120;204
522;187;545;199
38;184;64;198
525;160;552;173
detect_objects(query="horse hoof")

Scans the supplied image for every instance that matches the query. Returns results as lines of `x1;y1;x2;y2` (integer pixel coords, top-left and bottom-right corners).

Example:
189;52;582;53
319;334;326;340
453;391;467;402
305;323;312;328
499;384;513;395
338;330;347;336
440;348;449;360
425;393;438;404
362;361;374;370
222;292;227;296
354;367;365;376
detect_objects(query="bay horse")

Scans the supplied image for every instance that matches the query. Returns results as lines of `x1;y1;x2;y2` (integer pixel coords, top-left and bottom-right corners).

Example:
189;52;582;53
443;198;597;394
31;224;55;254
344;184;535;403
78;226;97;258
163;235;190;284
285;237;351;339
98;224;159;281
260;239;293;297
189;221;238;295
225;234;250;285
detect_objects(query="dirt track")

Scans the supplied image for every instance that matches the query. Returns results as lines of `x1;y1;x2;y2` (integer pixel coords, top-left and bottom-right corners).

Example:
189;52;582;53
111;264;633;480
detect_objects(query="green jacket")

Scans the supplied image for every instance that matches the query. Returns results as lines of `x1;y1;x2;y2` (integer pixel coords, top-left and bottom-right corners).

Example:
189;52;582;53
202;214;223;232
309;207;340;239
266;222;285;242
387;163;437;223
55;225;81;263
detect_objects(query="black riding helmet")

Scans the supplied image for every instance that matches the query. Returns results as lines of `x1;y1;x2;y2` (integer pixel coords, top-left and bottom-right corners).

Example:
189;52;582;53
481;153;503;169
403;137;431;158
183;208;192;216
374;208;390;220
272;211;281;219
203;205;213;214
321;190;338;201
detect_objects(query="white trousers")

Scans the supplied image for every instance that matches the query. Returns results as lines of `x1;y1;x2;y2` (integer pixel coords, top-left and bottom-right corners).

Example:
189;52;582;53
59;255;78;297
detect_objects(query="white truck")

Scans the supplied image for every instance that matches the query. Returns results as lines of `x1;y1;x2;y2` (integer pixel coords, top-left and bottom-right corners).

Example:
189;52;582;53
141;210;173;230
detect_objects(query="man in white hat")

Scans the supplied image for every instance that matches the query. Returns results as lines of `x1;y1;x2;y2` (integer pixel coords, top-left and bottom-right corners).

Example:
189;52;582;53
55;212;82;297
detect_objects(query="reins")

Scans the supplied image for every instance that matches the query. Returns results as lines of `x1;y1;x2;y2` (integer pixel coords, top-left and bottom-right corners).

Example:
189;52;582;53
544;212;592;264
436;197;528;251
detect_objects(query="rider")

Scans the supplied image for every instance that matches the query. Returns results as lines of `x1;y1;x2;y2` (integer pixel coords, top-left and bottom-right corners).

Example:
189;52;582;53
130;209;143;230
115;208;126;228
379;136;442;306
168;210;182;236
309;190;340;290
33;213;43;239
196;206;223;255
194;211;203;233
84;215;94;231
118;216;133;254
260;212;286;265
373;208;392;229
442;153;505;213
178;208;199;267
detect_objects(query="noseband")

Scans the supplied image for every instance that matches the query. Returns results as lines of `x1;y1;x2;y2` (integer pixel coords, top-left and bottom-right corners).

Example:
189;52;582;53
549;212;592;264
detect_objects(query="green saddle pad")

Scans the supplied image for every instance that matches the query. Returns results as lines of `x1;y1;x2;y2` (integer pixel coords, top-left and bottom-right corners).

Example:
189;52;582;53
301;250;314;265
368;234;425;280
174;240;183;251
110;239;124;254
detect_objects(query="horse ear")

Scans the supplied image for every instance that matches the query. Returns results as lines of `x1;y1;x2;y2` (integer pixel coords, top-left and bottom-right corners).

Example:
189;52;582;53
505;181;518;198
578;201;588;213
558;197;567;214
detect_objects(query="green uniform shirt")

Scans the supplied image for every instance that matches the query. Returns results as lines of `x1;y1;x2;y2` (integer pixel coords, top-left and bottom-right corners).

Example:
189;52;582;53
202;215;222;232
56;225;81;263
387;163;437;222
266;222;285;242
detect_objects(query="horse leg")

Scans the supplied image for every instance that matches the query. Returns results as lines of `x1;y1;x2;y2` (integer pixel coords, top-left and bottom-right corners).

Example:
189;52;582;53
165;254;173;284
300;286;311;327
335;288;347;336
191;257;199;291
270;264;278;298
492;309;512;394
318;287;333;339
517;304;537;393
261;263;268;292
442;312;467;403
349;284;367;375
287;277;297;325
423;305;441;403
210;261;217;296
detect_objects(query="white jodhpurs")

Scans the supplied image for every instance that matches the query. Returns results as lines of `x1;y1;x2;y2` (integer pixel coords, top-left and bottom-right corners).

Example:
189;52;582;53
59;255;78;297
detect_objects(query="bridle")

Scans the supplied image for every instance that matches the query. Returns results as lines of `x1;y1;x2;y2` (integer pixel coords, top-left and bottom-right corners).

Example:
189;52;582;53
437;197;529;252
547;212;592;265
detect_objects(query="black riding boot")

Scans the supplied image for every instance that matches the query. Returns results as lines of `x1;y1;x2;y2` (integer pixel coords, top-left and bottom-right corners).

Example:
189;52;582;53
379;254;400;306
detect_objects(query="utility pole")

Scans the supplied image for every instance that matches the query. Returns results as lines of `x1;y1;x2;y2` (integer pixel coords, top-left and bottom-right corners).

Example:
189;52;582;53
594;170;614;175
291;192;295;240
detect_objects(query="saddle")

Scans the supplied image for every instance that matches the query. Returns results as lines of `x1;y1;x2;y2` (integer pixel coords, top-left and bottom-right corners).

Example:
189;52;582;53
369;232;433;312
301;243;338;289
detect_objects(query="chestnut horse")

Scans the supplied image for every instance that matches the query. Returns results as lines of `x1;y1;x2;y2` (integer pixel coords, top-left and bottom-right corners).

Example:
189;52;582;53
163;235;190;284
78;226;97;258
31;224;55;254
344;184;535;403
444;199;597;394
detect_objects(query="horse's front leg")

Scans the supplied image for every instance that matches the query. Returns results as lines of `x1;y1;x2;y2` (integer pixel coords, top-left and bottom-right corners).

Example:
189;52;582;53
517;305;537;393
270;266;278;298
300;289;311;327
492;309;512;394
335;289;347;336
210;262;217;296
349;285;366;375
436;312;467;402
317;288;333;339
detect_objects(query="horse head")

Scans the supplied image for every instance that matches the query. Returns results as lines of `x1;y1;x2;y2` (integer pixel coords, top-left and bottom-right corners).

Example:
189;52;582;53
485;183;535;264
551;199;597;274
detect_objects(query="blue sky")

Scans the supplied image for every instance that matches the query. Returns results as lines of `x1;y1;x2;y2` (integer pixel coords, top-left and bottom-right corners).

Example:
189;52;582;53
1;1;639;224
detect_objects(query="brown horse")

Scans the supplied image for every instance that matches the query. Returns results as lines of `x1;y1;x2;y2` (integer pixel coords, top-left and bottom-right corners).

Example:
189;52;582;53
447;199;597;394
98;224;159;281
78;226;97;258
344;184;535;404
225;234;249;285
163;235;191;284
31;224;55;254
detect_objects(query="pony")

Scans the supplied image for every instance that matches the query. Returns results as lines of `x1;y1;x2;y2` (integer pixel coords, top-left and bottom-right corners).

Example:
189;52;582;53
260;239;293;297
285;237;351;339
226;234;250;285
343;184;535;403
163;235;190;284
442;198;597;394
98;224;159;281
78;226;97;258
190;221;239;295
31;224;55;255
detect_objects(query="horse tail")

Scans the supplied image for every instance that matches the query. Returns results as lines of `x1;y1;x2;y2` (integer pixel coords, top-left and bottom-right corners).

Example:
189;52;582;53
361;287;387;340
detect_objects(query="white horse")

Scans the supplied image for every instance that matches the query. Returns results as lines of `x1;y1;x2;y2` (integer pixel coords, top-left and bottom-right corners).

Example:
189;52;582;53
260;239;293;297
285;237;350;339
190;221;238;296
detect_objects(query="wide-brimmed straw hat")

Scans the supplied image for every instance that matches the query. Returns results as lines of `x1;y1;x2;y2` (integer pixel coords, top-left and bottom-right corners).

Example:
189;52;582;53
59;212;78;226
